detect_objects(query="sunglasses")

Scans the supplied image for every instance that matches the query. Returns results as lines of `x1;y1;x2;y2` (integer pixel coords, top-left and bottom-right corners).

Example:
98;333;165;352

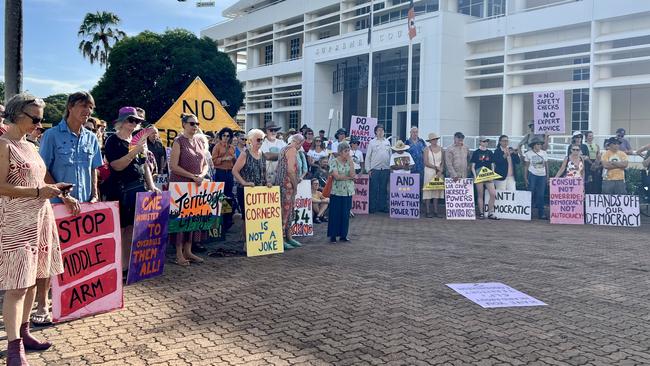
22;111;44;125
186;121;200;127
222;134;231;137
571;148;581;152
254;138;263;143
127;117;141;124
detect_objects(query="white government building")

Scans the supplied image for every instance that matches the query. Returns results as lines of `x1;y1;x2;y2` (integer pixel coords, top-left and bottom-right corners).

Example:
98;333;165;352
202;0;650;147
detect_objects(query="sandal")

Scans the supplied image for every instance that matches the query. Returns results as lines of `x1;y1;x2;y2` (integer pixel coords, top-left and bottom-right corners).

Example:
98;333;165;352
173;258;190;266
477;213;485;219
488;214;500;220
187;256;204;264
30;312;52;327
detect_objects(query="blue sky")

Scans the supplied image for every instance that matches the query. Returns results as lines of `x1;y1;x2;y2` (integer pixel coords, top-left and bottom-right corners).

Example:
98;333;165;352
1;0;238;97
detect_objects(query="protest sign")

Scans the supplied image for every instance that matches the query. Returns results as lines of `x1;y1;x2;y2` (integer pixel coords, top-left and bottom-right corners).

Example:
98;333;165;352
245;186;284;257
290;180;313;237
533;90;565;135
585;194;640;227
445;178;476;220
154;173;168;191
52;202;123;323
168;181;224;233
423;177;445;191
390;173;420;218
474;167;502;184
350;115;377;153
549;177;584;225
447;283;547;308
352;174;370;214
483;190;531;220
126;192;170;285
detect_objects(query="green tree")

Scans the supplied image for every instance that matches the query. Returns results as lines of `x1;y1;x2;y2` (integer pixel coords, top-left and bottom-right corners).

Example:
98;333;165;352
92;29;244;122
78;11;127;67
0;81;5;103
43;94;68;125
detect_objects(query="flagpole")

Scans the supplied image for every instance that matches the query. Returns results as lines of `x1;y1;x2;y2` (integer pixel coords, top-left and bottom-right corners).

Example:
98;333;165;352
406;40;413;134
366;0;374;118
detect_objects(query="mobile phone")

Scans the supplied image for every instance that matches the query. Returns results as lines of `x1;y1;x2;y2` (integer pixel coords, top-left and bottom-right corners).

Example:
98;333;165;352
59;183;74;192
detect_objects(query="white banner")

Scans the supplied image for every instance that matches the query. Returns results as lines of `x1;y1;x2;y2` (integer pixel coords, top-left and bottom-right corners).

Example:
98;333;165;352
290;180;314;236
585;194;640;227
484;190;531;221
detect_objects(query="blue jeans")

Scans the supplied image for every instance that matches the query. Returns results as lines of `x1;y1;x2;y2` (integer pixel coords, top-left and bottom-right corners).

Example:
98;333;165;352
528;172;546;217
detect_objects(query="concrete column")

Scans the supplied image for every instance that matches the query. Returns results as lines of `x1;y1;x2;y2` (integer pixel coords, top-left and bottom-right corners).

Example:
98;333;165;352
442;0;458;13
510;94;524;136
596;89;612;135
508;0;526;14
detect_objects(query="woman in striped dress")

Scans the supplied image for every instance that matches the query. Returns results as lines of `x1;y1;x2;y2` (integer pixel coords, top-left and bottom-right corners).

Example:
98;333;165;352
0;94;69;365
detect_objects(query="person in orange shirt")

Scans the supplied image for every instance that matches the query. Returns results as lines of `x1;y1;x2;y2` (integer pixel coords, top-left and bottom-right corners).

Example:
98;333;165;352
211;127;236;198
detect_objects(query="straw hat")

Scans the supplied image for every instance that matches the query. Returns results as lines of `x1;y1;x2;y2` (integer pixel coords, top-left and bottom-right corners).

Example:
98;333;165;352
392;140;409;151
426;133;440;141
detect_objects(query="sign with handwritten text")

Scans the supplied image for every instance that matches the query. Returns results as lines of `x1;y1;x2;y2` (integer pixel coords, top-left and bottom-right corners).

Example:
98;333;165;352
245;186;284;257
445;178;476;220
290;180;313;237
168;181;224;233
389;173;420;218
585;194;640;227
52;202;123;323
549;177;584;224
352;174;369;214
350;116;377;153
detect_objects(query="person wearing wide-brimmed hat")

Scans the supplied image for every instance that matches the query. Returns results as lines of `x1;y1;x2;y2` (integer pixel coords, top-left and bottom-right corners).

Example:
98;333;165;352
423;133;445;217
261;122;286;183
523;137;549;219
471;136;499;220
518;121;548;153
390;140;415;174
331;128;348;157
445;132;471;179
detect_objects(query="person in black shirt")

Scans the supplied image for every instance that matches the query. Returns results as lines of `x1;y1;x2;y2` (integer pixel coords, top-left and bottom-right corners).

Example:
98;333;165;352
493;135;520;191
470;136;499;220
147;126;167;175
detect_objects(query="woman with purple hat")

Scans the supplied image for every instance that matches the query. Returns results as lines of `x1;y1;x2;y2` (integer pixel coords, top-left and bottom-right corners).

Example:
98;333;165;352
104;106;160;273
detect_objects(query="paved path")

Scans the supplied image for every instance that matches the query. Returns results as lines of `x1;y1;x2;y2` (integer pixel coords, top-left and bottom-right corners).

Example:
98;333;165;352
3;214;650;365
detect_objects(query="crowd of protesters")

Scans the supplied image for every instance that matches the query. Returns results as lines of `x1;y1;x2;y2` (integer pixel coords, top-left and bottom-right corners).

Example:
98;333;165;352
1;90;649;365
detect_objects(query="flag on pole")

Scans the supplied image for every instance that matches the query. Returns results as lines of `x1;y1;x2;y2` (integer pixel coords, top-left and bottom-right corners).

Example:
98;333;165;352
408;0;416;40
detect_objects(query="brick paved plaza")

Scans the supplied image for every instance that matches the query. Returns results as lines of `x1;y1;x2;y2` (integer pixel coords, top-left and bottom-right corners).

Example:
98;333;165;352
3;214;650;366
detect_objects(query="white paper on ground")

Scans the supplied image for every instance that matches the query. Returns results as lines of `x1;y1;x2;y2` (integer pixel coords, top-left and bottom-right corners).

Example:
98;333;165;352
446;282;547;308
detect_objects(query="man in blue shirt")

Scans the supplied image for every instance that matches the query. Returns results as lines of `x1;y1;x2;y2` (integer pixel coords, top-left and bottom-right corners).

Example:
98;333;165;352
40;91;103;213
405;127;427;185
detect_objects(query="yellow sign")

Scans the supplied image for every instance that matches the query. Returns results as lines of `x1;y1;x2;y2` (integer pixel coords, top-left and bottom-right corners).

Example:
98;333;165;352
244;186;284;257
423;177;445;191
474;167;502;183
156;77;240;146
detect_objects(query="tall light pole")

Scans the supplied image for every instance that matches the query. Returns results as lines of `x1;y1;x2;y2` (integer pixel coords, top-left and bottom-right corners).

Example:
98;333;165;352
4;0;23;101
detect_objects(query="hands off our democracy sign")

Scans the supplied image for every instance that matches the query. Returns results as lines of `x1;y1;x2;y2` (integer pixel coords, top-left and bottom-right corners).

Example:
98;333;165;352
534;90;565;135
585;194;640;227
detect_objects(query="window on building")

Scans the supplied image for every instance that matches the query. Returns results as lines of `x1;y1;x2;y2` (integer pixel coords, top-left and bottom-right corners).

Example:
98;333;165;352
487;0;505;17
263;112;272;126
264;100;272;109
289;38;301;60
289;111;300;130
458;0;483;17
318;30;331;40
264;45;273;65
572;58;590;131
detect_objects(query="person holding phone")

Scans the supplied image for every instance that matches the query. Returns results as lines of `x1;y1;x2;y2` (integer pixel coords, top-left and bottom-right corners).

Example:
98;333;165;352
328;142;356;243
0;93;71;363
212;127;235;198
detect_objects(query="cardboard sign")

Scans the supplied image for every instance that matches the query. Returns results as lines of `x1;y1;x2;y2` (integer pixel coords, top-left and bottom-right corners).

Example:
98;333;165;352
126;192;170;285
53;202;123;323
156;77;240;146
549;178;584;225
474;167;502;184
245;186;284;257
585;194;641;227
350;115;377;153
352;174;369;214
533;90;565;135
447;283;547;308
423;177;445;191
389;173;420;219
290;180;313;237
484;190;531;221
154;173;168;191
168;181;224;233
445;178;476;220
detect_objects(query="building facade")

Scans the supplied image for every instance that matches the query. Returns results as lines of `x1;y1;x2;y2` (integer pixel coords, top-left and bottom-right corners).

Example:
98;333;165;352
202;0;650;141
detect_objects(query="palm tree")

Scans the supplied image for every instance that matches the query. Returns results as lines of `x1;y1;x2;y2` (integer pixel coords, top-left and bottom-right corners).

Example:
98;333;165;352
4;0;23;101
78;11;127;67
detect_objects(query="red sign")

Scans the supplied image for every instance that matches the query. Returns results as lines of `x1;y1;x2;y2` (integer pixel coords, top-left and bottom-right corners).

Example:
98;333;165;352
58;238;116;286
56;207;115;250
59;269;119;318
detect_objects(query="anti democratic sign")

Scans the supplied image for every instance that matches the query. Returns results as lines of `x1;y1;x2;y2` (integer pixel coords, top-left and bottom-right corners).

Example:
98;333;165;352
290;180;313;237
585;194;640;227
352;174;369;214
350;115;377;153
445;178;476;220
52;202;123;323
245;186;284;257
447;283;547;308
483;190;531;221
168;181;224;233
126;192;170;285
533;90;565;135
390;173;420;218
549;177;584;225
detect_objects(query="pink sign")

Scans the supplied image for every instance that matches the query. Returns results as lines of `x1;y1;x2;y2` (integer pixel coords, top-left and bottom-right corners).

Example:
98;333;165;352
352;174;369;214
52;202;123;323
549;177;584;224
534;90;565;135
350;115;377;153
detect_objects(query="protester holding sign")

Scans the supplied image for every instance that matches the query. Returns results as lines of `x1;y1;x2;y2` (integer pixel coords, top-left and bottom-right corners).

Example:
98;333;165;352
423;133;445;218
366;125;391;213
274;134;305;249
0;94;66;362
524;137;549;219
328;142;356;242
601;137;629;194
556;144;585;178
493;135;520;191
169;113;210;266
471;137;499;220
233;129;268;242
105;107;159;272
390;140;415;174
445;132;471;179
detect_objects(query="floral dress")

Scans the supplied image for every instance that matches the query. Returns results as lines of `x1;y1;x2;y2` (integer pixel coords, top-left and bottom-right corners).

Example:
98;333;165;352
274;146;298;236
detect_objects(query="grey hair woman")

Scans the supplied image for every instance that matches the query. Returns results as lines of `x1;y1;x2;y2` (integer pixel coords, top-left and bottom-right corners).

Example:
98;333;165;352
327;141;356;242
275;133;305;248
